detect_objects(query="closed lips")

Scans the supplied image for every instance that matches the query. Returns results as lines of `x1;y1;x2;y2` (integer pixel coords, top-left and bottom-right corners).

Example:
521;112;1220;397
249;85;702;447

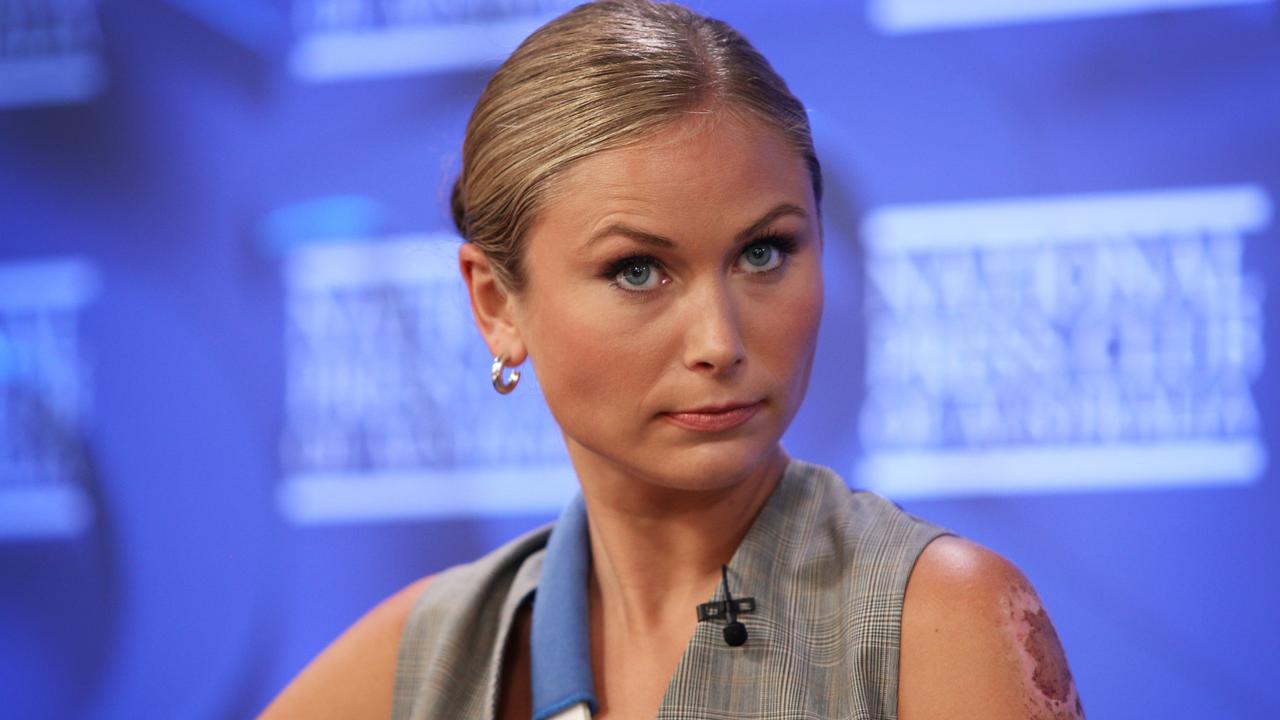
662;401;762;431
670;402;758;415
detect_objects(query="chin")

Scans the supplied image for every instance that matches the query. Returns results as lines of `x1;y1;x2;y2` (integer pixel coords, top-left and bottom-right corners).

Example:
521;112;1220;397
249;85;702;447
562;406;790;495
635;436;781;493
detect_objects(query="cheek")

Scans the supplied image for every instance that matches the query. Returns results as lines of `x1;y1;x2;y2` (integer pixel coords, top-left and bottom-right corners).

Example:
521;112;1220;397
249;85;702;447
523;289;667;429
750;271;824;385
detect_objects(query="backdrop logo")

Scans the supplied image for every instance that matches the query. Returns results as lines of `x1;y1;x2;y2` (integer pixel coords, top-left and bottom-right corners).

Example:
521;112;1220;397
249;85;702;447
277;234;573;524
857;185;1269;497
0;0;106;108
0;258;98;539
867;0;1269;33
287;0;578;80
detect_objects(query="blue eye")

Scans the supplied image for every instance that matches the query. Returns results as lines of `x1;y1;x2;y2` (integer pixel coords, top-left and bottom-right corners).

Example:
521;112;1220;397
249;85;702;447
614;259;661;291
737;241;786;273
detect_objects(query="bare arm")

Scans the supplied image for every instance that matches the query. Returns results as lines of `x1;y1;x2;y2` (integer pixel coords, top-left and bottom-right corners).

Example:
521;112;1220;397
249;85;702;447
899;536;1084;720
258;576;433;719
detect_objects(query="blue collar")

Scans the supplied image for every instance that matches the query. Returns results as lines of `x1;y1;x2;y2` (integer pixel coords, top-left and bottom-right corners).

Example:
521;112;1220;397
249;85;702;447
529;494;598;720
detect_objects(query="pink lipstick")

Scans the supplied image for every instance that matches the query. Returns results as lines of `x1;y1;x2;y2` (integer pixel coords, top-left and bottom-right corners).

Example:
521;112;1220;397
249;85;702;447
662;401;761;432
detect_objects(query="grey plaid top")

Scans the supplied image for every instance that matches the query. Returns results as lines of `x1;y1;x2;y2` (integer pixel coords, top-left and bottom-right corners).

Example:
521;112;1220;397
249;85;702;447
393;459;950;719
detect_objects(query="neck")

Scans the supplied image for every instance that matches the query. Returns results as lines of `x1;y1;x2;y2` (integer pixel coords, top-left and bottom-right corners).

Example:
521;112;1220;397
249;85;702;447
570;445;789;634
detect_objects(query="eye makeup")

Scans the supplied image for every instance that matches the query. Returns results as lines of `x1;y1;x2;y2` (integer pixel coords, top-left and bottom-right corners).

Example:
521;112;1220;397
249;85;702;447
599;231;801;296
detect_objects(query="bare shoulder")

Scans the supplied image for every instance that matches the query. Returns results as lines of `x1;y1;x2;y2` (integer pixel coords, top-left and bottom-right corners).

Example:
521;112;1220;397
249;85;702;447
258;575;434;719
898;536;1084;720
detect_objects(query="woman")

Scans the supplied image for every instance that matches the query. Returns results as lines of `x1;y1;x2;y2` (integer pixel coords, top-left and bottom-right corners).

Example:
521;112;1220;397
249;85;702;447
263;1;1083;718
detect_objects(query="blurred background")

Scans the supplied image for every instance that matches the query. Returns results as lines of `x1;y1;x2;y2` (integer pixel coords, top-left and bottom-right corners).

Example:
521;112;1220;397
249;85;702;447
1;0;1277;717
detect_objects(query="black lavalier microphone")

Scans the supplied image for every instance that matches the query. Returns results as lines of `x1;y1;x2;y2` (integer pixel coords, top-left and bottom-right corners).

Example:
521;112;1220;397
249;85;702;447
719;565;748;646
696;564;756;647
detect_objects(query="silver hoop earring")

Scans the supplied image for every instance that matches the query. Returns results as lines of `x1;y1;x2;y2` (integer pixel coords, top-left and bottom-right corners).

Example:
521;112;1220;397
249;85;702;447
491;354;521;394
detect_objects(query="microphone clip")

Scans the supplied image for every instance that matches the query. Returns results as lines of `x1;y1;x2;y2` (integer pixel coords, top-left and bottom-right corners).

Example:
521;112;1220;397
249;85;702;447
695;597;756;622
696;565;755;647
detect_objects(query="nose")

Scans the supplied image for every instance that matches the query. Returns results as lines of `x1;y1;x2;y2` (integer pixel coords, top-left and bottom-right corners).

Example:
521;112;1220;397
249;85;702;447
682;280;745;376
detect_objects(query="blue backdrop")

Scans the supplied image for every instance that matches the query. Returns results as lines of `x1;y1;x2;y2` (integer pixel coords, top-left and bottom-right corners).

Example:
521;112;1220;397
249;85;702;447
1;1;1277;717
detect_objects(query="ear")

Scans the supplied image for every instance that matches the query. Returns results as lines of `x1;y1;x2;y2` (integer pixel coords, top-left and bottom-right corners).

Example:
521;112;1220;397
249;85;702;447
458;242;528;366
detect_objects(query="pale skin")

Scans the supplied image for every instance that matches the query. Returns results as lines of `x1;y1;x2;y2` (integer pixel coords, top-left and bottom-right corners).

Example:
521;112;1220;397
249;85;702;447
261;109;1083;719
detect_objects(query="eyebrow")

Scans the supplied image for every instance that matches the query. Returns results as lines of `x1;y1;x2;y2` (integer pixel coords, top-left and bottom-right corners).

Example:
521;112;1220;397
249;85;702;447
582;202;808;251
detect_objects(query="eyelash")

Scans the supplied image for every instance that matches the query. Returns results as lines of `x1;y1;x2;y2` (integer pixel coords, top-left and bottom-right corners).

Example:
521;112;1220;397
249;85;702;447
602;233;800;295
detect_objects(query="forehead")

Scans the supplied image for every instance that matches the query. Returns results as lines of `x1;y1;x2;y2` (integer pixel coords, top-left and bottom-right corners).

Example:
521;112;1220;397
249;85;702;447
538;112;812;238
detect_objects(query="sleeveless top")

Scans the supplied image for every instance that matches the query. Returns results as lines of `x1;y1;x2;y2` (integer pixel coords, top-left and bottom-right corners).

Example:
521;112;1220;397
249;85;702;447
393;459;951;720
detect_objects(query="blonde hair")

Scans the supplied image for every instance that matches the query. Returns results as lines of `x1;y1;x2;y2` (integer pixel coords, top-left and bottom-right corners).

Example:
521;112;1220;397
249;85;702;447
451;0;823;294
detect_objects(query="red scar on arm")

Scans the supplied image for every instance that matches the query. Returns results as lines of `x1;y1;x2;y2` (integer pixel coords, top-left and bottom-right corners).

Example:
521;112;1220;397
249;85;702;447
1023;606;1072;702
1004;579;1086;719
